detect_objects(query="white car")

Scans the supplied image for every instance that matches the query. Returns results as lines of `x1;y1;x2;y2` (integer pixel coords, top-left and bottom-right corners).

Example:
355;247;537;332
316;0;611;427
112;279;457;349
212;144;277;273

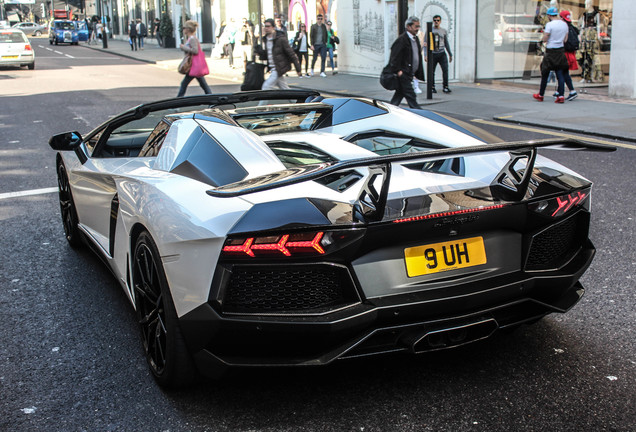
49;90;613;388
0;28;35;69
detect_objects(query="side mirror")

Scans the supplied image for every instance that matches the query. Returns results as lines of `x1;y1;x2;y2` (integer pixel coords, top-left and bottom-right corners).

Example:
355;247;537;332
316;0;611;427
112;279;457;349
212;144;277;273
49;131;83;151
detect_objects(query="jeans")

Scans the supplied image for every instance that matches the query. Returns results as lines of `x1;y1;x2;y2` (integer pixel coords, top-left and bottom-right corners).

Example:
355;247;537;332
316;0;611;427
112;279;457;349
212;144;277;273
430;51;449;88
296;51;308;74
311;44;326;73
539;68;564;97
137;36;144;49
177;74;212;97
327;47;335;70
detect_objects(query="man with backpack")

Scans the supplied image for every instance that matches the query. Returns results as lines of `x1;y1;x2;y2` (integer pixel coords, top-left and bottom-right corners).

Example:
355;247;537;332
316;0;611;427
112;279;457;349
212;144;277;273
559;10;579;101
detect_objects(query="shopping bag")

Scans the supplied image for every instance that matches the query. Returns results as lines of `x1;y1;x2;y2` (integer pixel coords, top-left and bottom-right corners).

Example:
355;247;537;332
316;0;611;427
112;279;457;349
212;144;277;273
190;48;209;77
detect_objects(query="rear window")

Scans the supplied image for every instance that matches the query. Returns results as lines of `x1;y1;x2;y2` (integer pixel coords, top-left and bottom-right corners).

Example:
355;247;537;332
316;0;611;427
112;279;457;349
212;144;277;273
0;32;27;43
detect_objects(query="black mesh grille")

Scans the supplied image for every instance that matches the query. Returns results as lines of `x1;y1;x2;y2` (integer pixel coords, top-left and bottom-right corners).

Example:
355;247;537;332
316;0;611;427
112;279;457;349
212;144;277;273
222;265;357;313
526;215;581;270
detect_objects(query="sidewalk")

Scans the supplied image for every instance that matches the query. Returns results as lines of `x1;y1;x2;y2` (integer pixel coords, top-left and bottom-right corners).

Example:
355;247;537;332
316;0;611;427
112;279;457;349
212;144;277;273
87;38;636;142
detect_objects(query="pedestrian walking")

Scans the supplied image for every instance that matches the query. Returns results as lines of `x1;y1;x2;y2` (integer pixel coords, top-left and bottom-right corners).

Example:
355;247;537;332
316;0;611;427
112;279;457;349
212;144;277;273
136;18;147;50
325;20;338;75
255;18;301;91
424;15;452;93
275;16;287;33
240;18;255;69
309;14;327;77
129;20;138;51
559;10;579;101
533;7;569;103
292;23;309;76
177;20;212;97
388;16;424;109
226;18;237;68
153;18;162;47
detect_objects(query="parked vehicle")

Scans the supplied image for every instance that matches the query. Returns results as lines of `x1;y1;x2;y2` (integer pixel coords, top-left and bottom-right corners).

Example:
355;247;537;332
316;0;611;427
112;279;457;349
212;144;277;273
0;28;35;69
12;22;47;36
496;13;543;48
49;20;79;45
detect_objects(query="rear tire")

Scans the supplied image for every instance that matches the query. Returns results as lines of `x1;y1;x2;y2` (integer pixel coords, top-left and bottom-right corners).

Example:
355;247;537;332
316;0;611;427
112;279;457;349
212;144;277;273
56;160;83;247
132;231;197;389
35;31;42;36
28;62;35;70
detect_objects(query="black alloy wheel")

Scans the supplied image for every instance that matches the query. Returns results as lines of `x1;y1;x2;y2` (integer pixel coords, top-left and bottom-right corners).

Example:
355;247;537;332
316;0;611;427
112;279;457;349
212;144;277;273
132;232;196;388
57;161;82;247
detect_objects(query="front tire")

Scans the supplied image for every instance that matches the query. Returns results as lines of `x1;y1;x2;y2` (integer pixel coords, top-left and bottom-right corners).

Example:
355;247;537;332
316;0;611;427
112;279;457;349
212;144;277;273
57;160;82;247
133;231;196;388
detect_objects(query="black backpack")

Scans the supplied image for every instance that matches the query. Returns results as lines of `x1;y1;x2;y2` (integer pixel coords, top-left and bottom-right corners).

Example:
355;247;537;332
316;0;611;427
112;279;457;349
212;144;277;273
564;24;580;52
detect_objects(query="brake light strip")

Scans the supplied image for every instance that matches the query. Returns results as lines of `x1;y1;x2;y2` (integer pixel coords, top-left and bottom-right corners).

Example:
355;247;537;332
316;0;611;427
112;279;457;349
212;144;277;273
392;204;506;224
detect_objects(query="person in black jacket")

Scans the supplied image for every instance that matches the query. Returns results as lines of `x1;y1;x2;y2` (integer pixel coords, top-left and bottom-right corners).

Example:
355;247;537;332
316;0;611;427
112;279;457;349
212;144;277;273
388;16;424;109
128;21;138;51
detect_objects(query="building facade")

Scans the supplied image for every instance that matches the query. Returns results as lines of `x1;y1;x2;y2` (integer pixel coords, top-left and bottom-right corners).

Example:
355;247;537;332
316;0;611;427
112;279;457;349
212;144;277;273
89;0;635;98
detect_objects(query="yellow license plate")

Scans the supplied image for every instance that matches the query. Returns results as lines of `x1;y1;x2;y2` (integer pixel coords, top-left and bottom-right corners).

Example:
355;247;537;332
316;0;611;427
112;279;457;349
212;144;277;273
404;236;487;277
2;56;18;59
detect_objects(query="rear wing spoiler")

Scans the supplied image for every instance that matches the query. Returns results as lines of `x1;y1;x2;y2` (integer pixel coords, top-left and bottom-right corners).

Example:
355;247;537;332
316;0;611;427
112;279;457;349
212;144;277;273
207;138;614;221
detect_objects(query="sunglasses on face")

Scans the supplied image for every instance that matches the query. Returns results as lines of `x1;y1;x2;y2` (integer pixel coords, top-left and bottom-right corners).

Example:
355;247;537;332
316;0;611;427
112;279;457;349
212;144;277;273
434;19;441;22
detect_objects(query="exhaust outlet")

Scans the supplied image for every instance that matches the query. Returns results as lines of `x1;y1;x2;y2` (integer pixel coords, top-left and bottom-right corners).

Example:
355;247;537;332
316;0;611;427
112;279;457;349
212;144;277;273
407;319;498;353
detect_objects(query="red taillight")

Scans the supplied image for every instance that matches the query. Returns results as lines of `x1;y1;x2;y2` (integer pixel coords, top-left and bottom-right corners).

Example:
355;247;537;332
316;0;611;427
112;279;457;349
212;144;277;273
391;204;506;224
550;191;589;217
222;232;325;257
24;44;32;51
506;27;522;32
529;189;590;218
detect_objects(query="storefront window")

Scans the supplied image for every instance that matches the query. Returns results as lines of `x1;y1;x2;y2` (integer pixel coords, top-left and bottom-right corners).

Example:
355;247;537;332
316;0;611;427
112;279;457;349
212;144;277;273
476;0;612;87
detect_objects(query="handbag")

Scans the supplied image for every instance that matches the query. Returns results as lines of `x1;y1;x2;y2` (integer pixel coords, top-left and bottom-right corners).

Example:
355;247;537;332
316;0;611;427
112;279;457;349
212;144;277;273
190;48;209;77
380;65;397;91
241;61;266;91
178;54;192;75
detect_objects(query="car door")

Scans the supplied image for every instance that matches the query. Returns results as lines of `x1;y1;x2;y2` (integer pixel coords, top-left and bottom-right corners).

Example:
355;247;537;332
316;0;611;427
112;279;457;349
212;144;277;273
69;126;137;255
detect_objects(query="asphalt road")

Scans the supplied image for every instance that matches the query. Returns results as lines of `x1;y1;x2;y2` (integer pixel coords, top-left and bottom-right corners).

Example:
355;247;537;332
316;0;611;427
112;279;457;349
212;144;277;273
1;41;634;432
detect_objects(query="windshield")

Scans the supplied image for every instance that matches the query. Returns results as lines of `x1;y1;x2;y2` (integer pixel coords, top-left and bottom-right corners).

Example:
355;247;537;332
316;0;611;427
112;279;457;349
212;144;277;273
229;103;331;135
55;22;75;30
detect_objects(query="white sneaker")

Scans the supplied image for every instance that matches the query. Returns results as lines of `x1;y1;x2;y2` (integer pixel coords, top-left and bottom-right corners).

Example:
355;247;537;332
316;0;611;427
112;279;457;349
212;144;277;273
308;70;314;77
320;72;327;77
414;86;422;94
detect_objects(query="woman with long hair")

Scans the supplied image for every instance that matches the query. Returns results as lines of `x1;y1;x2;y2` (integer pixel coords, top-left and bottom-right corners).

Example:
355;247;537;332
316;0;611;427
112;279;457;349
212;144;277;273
293;23;309;76
177;20;212;97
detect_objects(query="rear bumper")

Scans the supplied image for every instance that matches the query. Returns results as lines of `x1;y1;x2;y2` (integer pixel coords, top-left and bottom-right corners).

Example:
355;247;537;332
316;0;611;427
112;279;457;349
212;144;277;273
179;240;594;375
0;55;34;67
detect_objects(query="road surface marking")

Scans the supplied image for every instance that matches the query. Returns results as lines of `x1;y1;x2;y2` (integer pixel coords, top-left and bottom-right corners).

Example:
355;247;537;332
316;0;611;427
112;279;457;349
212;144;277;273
65;54;75;59
0;187;58;201
54;50;63;55
471;119;636;150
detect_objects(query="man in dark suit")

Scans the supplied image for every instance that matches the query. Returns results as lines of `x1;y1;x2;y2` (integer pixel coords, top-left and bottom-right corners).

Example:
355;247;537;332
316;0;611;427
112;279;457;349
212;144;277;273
388;16;425;109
